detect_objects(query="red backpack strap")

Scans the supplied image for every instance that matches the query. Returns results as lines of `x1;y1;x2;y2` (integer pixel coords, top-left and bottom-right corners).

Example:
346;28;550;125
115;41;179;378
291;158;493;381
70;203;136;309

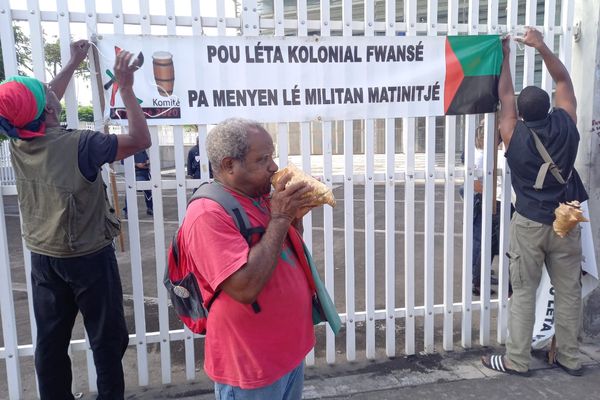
287;226;316;293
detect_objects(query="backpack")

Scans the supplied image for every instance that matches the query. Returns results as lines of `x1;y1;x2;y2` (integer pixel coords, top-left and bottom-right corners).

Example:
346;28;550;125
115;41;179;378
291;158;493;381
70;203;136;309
163;182;265;334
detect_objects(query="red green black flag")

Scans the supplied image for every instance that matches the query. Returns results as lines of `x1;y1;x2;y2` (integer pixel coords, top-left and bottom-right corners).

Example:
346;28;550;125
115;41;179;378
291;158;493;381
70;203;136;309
444;35;503;115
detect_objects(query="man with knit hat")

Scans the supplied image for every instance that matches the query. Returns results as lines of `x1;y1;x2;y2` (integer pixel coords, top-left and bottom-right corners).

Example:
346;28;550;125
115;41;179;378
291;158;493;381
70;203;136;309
0;40;151;399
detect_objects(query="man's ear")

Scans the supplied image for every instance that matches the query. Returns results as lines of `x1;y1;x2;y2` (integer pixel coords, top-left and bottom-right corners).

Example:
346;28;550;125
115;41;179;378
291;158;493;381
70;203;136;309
44;104;54;114
221;157;236;174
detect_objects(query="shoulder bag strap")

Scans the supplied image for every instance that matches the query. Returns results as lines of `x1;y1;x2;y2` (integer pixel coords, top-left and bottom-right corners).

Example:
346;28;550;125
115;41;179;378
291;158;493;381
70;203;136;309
527;127;566;190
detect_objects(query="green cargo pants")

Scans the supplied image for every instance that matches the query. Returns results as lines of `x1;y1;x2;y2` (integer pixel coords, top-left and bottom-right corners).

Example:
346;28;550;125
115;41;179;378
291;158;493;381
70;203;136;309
505;211;582;372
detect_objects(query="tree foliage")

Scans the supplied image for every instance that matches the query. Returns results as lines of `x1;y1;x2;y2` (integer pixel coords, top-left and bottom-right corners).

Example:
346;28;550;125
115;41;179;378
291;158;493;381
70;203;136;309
44;39;88;79
44;40;62;78
60;105;95;123
0;25;89;80
0;26;33;81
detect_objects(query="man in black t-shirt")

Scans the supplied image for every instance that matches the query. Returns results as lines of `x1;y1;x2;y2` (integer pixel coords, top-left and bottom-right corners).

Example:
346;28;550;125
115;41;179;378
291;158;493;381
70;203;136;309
123;149;153;217
482;28;587;378
187;137;201;180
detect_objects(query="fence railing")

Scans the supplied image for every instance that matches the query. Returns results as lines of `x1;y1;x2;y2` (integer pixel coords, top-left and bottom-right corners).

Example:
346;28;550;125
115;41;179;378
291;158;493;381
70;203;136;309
0;0;575;399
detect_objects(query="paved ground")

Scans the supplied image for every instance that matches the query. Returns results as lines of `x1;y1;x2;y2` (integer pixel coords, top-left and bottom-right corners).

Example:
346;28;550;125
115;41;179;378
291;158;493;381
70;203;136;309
118;340;600;399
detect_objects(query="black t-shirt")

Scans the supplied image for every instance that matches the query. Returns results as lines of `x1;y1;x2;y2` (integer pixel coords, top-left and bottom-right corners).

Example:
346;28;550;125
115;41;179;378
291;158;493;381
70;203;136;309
187;146;201;179
77;130;118;181
506;108;588;225
134;150;149;170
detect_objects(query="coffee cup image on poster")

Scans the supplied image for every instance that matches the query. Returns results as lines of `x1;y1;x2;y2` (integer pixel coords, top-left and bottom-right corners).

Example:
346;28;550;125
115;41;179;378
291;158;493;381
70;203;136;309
152;51;175;97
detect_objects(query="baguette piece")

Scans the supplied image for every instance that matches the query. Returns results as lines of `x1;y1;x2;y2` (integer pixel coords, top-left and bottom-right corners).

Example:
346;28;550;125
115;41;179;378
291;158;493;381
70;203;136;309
272;163;336;208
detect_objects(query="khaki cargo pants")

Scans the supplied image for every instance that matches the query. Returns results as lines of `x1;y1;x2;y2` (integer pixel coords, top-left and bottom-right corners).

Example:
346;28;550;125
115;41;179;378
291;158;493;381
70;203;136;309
506;211;582;372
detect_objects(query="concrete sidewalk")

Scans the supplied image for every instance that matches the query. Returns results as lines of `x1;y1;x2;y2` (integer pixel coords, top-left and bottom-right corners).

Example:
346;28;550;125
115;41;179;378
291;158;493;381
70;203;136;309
118;340;600;400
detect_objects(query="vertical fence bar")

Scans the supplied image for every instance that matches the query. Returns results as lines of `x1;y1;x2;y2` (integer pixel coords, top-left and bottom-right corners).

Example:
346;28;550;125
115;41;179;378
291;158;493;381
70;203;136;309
123;150;149;385
274;0;284;36
523;0;537;86
423;0;439;354
342;0;356;362
460;0;480;349
443;0;459;353
0;3;29;398
0;196;21;399
26;0;45;80
191;0;203;34
217;0;228;35
497;151;512;343
424;116;436;354
192;0;210;185
499;0;518;342
560;0;575;73
384;0;397;359
479;0;500;346
24;4;51;381
277;123;289;168
364;118;376;359
506;0;517;36
487;0;499;36
147;128;171;384
300;119;315;362
0;0;18;77
112;0;124;33
461;116;476;348
496;0;518;344
138;0;166;384
541;0;556;94
176;121;196;382
343;119;356;361
83;1;105;391
320;0;336;365
479;114;495;346
183;0;203;380
86;0;104;133
297;0;313;276
403;0;417;356
56;0;78;127
322;121;336;364
273;0;288;175
363;0;376;361
443;115;456;351
403;117;416;356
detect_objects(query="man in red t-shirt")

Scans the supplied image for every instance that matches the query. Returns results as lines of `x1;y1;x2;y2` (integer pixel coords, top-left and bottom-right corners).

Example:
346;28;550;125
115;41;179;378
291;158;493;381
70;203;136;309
179;118;316;399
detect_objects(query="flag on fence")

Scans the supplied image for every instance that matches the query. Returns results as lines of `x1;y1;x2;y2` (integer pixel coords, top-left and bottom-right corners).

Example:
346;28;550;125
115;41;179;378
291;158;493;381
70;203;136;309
444;35;503;115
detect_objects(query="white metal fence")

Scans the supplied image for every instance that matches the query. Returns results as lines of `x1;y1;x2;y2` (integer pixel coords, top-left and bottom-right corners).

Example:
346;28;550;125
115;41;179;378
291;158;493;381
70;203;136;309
0;0;575;399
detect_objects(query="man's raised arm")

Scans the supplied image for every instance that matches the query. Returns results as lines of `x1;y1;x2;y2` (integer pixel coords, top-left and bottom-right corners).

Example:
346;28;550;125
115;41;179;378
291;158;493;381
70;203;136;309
516;27;577;123
48;40;90;100
112;51;151;160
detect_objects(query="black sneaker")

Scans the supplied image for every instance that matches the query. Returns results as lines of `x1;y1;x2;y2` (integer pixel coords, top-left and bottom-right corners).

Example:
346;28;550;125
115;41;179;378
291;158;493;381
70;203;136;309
555;359;583;376
147;209;153;216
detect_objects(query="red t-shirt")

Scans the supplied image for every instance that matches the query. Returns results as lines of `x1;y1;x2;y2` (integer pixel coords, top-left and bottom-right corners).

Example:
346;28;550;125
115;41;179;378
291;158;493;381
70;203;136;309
180;189;315;389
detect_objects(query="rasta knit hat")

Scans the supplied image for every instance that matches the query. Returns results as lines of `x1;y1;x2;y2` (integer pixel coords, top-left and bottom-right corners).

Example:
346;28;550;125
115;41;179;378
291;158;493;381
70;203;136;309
0;75;47;139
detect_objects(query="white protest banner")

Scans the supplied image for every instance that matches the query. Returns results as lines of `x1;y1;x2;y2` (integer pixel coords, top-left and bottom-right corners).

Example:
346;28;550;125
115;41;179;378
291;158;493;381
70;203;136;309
95;34;502;125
